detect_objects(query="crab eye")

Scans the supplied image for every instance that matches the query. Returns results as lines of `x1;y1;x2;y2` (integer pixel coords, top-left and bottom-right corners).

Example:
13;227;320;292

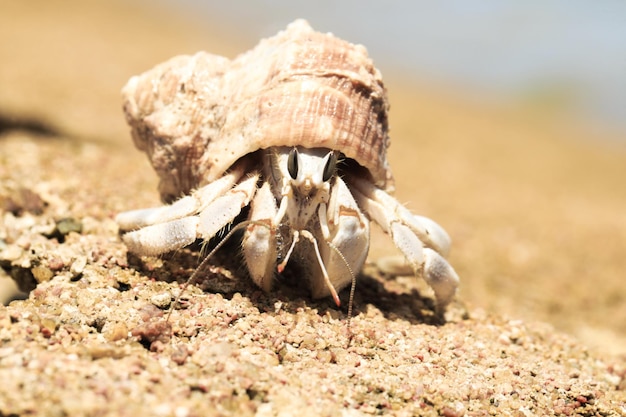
322;151;338;182
287;148;299;179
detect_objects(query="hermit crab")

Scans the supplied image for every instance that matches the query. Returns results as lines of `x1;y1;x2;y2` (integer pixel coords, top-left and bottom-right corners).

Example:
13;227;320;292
116;20;460;311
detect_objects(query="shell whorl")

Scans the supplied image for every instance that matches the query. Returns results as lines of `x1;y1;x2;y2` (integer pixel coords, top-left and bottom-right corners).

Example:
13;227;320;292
123;19;393;202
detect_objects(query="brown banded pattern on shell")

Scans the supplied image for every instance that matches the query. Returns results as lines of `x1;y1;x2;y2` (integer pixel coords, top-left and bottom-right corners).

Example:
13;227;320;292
122;19;393;203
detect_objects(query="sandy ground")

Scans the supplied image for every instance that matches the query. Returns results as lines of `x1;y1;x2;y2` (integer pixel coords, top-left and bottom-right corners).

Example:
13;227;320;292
1;1;625;415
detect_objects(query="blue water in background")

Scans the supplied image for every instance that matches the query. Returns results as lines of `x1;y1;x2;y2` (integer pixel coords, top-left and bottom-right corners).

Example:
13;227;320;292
166;0;626;134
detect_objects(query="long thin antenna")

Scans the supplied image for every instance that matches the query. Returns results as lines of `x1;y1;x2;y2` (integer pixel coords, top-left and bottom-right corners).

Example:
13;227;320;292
300;230;341;307
165;220;271;324
276;228;356;328
325;240;356;340
165;218;357;344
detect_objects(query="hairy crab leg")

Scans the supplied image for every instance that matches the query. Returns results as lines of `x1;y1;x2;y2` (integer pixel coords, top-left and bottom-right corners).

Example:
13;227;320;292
348;176;451;256
242;181;278;292
311;177;369;300
120;173;258;256
116;166;245;231
348;177;459;311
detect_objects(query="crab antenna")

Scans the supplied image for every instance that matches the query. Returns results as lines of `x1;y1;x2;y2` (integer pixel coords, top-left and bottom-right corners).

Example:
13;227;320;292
166;219;272;324
323;240;356;338
300;230;341;307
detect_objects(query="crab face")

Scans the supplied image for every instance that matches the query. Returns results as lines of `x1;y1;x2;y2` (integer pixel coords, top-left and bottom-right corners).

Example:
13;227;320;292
270;147;336;227
115;20;459;311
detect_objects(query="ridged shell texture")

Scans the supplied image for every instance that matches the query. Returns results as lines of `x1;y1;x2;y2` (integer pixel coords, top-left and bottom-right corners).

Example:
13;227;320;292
122;19;392;202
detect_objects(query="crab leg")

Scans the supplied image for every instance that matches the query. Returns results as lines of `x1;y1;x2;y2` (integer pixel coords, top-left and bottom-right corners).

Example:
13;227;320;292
242;181;278;292
348;176;459;310
116;166;245;231
310;177;369;300
120;174;258;256
348;177;451;255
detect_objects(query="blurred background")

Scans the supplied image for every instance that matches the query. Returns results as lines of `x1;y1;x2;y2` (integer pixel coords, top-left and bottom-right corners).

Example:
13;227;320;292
172;0;626;134
1;0;625;356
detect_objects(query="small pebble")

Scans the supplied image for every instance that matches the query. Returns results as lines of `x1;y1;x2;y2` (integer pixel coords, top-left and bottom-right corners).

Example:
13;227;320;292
0;245;23;262
55;218;83;236
150;292;172;309
31;266;53;282
70;256;87;276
